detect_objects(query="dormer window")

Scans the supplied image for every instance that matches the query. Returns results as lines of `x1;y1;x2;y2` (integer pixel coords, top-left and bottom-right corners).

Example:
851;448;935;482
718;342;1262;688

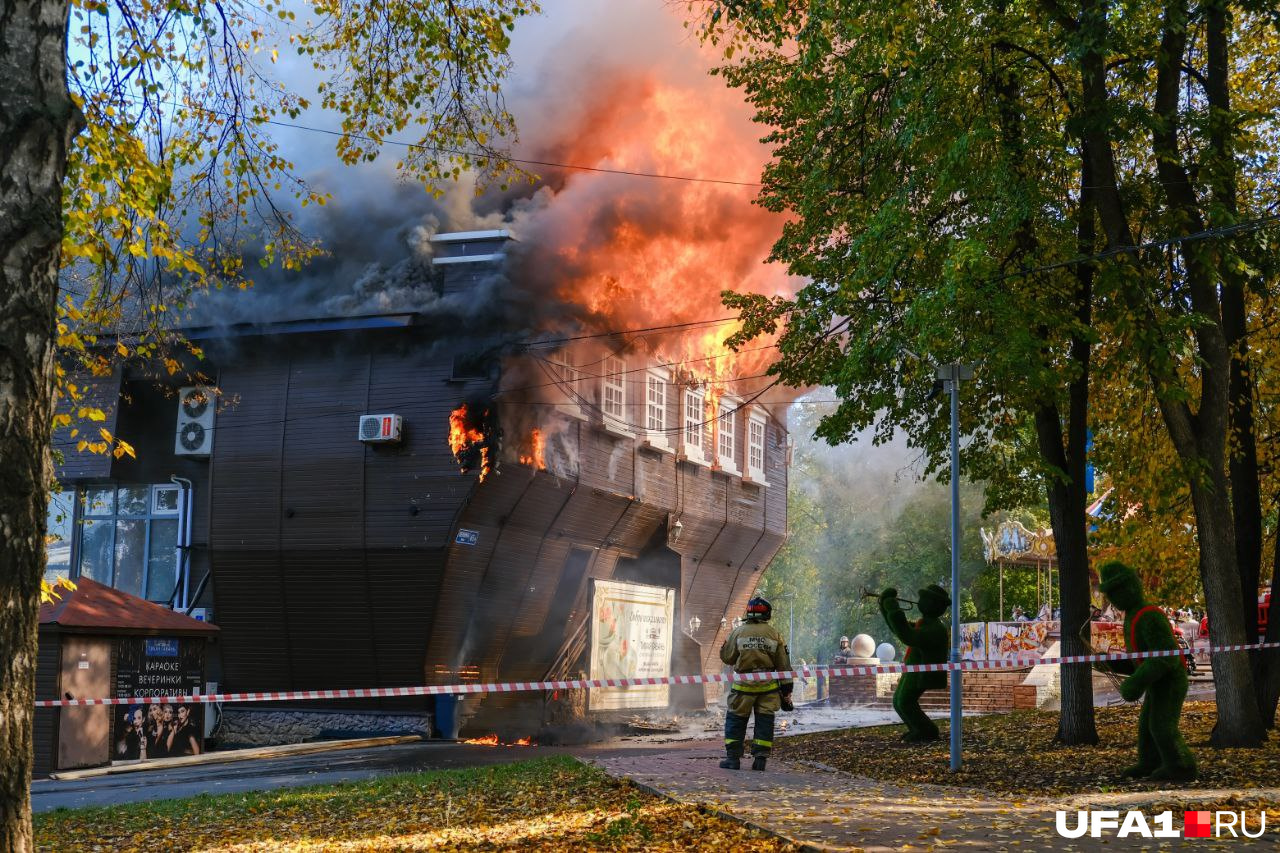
545;353;584;419
645;368;672;451
746;409;769;485
601;355;630;435
716;397;741;474
681;387;708;464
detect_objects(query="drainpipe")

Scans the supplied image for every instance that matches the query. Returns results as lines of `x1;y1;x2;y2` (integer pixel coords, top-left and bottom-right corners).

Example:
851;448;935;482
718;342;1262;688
170;476;194;610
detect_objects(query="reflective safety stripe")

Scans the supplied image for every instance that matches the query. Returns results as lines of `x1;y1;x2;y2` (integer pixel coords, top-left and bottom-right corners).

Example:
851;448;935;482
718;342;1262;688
732;680;779;693
753;739;773;748
725;738;741;745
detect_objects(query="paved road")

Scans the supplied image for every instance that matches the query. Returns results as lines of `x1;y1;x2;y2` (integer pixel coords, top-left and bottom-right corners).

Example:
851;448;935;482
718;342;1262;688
30;738;715;813
591;743;1279;852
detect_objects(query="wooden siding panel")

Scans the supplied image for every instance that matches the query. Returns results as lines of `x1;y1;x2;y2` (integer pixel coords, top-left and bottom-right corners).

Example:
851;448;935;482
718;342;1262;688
53;370;122;481
210;363;288;550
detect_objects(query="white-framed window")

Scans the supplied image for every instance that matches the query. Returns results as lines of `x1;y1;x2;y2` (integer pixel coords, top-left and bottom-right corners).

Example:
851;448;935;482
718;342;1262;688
602;355;628;432
717;398;740;473
747;410;768;484
546;353;585;419
682;387;707;463
645;369;671;450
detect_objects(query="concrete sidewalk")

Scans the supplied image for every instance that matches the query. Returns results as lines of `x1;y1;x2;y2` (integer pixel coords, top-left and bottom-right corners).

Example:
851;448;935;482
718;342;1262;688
589;741;1275;851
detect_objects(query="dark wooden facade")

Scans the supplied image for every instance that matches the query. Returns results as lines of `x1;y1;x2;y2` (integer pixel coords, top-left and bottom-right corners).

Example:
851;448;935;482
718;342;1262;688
54;314;788;718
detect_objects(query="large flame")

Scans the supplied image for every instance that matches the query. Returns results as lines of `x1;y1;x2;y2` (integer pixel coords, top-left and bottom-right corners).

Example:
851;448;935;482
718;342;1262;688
512;26;797;386
518;428;546;471
449;404;494;482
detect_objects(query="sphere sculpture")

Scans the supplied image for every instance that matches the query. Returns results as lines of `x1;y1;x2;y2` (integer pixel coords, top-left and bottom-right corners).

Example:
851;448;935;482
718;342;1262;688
875;642;896;662
851;634;876;659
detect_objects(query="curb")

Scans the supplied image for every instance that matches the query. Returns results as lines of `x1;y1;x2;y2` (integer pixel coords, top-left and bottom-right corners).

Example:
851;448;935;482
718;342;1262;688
47;735;424;780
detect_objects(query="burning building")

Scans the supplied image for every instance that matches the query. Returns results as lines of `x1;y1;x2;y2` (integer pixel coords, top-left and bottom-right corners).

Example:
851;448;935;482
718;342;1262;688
47;230;789;736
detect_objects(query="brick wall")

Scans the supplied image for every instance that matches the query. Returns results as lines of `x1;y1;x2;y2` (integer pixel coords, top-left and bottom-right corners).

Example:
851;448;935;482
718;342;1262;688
829;669;1033;713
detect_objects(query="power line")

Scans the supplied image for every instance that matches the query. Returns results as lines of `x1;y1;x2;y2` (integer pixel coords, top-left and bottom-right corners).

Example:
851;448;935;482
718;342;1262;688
257;117;764;188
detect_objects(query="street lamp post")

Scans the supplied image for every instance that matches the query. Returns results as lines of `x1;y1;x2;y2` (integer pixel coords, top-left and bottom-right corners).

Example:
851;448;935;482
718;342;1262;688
937;362;973;772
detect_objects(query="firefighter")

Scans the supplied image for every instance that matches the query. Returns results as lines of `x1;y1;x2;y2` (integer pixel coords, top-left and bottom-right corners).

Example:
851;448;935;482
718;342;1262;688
719;596;793;771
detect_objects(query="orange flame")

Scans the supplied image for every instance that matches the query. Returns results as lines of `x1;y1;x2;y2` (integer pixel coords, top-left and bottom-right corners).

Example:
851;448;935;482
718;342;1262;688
448;404;493;482
518;70;793;385
518;428;546;470
459;733;533;746
461;734;499;746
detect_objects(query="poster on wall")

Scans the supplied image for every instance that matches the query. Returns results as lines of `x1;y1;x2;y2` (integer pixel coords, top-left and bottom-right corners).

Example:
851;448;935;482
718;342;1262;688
959;623;987;660
588;579;675;711
112;637;205;761
987;621;1058;662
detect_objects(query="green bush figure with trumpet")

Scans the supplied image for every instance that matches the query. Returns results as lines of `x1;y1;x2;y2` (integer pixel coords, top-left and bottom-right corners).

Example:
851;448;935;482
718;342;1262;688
877;584;951;742
1098;561;1197;782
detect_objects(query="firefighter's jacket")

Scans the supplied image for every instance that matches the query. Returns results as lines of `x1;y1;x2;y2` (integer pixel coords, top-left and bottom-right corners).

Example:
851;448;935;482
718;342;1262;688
720;620;792;694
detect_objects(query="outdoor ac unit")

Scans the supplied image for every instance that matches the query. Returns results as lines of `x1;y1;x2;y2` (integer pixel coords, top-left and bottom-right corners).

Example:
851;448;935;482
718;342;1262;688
175;386;215;457
358;414;402;443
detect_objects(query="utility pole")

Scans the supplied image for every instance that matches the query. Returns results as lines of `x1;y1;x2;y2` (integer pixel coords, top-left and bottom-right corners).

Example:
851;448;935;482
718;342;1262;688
937;362;973;772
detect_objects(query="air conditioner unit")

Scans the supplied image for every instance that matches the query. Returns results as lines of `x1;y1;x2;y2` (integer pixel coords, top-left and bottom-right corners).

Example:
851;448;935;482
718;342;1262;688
359;414;402;443
175;386;215;457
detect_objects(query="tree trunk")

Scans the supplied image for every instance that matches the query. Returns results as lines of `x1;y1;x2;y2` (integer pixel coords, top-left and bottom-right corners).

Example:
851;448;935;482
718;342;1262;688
1038;401;1097;746
0;0;80;848
1042;152;1097;747
1189;474;1267;747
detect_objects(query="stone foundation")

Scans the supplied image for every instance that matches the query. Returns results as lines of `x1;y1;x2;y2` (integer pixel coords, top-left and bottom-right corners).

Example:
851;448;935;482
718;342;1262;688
219;707;432;747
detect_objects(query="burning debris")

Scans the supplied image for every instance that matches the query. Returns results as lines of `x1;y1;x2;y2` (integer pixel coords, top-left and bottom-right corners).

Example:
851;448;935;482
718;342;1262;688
460;734;534;746
448;404;500;481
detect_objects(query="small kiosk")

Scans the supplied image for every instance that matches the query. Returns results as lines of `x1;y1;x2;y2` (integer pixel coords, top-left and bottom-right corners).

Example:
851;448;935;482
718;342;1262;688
35;579;218;777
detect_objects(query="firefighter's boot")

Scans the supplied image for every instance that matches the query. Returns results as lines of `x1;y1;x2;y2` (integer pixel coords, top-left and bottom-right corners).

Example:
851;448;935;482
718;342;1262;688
751;754;768;771
721;712;748;769
719;742;743;770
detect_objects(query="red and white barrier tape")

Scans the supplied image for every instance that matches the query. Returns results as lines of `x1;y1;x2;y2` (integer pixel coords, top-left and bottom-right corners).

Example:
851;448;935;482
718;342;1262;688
35;641;1280;708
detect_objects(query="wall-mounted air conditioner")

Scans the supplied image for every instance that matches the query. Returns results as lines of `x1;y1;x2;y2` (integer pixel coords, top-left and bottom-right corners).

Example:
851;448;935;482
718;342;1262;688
359;414;403;443
175;386;215;457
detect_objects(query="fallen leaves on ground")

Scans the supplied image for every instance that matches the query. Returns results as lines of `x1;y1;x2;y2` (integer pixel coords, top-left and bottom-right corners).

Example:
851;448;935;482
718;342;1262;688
778;701;1280;798
35;755;796;851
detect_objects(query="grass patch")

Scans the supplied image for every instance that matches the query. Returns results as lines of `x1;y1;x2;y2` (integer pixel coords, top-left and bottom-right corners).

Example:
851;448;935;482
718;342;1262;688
36;755;794;851
778;701;1280;802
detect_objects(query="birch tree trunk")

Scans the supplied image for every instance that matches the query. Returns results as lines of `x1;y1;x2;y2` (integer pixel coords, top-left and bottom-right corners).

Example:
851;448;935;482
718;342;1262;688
0;0;80;847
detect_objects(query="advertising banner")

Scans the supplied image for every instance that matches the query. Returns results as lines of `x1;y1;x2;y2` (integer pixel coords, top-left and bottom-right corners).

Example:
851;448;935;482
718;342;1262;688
987;620;1058;661
1090;621;1126;654
112;637;204;761
959;623;988;660
588;579;675;711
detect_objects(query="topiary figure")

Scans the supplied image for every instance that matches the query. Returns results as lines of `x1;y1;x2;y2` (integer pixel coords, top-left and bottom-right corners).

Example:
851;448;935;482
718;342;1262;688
1098;561;1197;782
879;584;950;742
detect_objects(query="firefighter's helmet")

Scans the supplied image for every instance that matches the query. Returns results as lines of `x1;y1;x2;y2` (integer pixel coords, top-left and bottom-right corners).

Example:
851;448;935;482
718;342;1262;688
745;597;772;622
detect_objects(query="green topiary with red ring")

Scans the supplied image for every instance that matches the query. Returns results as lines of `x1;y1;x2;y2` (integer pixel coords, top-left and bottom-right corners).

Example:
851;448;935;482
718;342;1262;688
879;584;950;742
1098;561;1197;782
